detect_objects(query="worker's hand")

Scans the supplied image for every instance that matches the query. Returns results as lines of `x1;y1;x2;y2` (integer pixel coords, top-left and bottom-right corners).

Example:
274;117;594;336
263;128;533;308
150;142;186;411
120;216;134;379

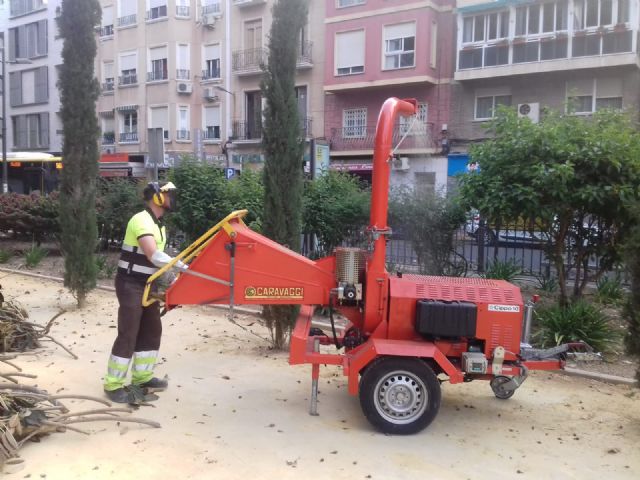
174;259;188;271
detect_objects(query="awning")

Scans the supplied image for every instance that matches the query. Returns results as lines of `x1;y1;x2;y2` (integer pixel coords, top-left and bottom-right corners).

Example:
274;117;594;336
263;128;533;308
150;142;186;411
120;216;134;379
330;163;373;172
116;104;139;111
99;109;115;117
458;0;530;14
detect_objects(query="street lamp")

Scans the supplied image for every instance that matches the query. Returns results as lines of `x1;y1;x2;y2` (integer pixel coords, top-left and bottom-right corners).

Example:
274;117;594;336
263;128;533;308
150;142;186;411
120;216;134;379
1;39;32;194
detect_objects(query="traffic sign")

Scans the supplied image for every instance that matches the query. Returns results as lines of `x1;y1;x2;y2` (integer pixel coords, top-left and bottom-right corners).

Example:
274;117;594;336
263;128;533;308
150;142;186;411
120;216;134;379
225;168;235;180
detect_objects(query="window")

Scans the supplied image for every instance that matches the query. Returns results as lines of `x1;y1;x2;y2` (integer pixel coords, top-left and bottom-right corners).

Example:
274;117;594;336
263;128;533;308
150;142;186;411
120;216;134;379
203;44;221;80
430;21;438;68
337;0;365;7
244;19;262;50
102;62;115;91
149;106;170;140
118;0;137;26
475;95;511;120
567;78;623;113
119;51;138;85
204;106;221;140
335;30;365;75
9;0;46;17
343;108;367;138
573;0;624;29
8;20;47;60
177;106;190;140
9;66;48;106
202;0;221;15
120;111;138;142
102;118;115;144
101;6;114;37
148;46;168;81
12;113;48;148
399;103;428;135
462;11;509;43
176;0;190;16
176;44;190;80
147;0;167;20
517;1;567;35
384;22;415;69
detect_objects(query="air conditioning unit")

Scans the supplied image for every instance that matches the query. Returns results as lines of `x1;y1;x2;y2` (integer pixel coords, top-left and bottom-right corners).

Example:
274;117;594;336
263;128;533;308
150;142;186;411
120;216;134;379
392;156;410;171
518;102;540;123
202;14;216;28
177;82;193;94
203;87;219;102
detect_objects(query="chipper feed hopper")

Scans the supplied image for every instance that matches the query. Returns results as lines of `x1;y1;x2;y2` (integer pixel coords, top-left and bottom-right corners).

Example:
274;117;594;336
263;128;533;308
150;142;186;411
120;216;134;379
144;98;577;434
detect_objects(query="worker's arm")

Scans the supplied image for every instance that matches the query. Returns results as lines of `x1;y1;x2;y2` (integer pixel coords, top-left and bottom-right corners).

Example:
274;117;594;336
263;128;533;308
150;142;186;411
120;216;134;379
138;235;187;270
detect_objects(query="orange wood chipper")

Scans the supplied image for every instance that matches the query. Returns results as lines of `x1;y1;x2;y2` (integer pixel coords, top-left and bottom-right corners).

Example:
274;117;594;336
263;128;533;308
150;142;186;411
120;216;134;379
143;98;581;434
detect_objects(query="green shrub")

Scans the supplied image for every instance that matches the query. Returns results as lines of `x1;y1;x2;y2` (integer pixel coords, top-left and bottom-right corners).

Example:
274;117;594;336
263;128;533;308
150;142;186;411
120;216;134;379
536;272;558;293
96;178;143;247
534;300;617;352
0;193;59;240
482;259;521;281
24;244;48;268
596;274;624;305
95;254;117;279
0;248;12;263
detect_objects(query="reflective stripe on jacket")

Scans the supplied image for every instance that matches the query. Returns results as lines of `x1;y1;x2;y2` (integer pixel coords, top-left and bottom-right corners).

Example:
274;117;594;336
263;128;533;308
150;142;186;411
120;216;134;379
118;208;167;281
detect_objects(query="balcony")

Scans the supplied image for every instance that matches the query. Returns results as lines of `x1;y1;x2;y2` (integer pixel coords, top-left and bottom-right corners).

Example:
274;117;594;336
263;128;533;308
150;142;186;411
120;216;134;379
10;0;46;18
329;123;435;153
102;80;115;93
456;26;636;81
146;5;168;21
176;130;191;141
297;41;313;69
233;0;266;8
232;121;262;141
176;69;191;80
117;14;137;27
102;133;116;145
176;5;190;17
232;48;267;76
100;25;114;37
203;2;222;14
147;70;168;82
201;67;221;81
118;74;138;86
119;132;139;143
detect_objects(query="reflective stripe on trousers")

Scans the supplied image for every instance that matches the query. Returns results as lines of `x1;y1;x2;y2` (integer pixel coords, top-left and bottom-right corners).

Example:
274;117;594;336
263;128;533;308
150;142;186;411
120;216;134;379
103;354;131;391
131;350;158;385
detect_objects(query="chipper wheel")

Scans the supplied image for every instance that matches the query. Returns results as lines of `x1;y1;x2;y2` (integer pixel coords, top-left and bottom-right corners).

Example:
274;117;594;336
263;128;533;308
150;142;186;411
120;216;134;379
359;357;441;435
490;376;516;400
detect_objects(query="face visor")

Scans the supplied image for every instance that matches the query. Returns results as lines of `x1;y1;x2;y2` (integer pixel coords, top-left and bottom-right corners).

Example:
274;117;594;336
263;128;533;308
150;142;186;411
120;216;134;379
160;182;178;212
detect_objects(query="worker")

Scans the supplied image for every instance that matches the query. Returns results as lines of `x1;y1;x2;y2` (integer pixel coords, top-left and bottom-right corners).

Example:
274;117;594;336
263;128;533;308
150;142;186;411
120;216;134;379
103;181;185;403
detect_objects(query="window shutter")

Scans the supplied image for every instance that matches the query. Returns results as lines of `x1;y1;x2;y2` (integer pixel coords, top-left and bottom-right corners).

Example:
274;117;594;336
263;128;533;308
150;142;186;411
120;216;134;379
177;44;189;69
596;77;623;97
120;52;137;71
205;106;220;126
335;30;365;69
102;6;114;26
204;44;220;61
9;72;22;107
120;0;136;17
35;66;48;103
151;107;169;130
150;46;167;61
383;22;415;41
18;25;28;59
17;116;28;148
39;113;49;148
103;62;114;80
9;28;17;61
566;78;593;96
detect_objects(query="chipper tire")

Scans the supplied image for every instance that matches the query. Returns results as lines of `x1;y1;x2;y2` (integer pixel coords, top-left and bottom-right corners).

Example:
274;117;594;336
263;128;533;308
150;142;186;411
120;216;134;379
359;357;441;435
490;376;516;399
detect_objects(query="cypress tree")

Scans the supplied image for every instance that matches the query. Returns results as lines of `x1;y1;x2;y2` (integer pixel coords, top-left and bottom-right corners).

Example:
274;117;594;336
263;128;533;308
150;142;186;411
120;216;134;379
57;0;101;307
261;0;309;348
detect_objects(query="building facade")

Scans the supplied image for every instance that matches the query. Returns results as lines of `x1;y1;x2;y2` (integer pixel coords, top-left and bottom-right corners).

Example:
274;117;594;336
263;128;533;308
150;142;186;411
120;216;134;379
323;0;455;193
450;0;640;153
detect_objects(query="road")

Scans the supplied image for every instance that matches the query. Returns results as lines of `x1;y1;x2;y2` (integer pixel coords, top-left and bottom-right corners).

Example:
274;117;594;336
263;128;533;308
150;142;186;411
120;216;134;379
2;273;639;480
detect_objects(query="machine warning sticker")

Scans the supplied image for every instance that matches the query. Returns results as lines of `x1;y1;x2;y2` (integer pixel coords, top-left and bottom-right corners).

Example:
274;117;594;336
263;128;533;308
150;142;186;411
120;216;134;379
244;286;304;299
488;304;520;313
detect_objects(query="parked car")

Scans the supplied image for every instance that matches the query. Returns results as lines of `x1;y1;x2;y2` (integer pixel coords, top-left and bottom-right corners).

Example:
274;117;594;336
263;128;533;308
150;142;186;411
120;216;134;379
465;210;547;247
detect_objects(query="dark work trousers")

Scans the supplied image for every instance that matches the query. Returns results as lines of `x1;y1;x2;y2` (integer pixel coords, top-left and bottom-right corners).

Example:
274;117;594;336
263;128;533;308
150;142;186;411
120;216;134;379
111;273;162;358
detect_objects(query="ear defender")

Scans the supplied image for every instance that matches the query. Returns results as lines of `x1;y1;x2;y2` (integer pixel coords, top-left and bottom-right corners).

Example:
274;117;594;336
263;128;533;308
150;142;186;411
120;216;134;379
150;183;165;207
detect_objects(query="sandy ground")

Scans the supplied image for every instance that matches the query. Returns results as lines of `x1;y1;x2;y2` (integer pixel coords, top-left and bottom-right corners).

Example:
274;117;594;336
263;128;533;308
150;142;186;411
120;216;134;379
1;273;639;480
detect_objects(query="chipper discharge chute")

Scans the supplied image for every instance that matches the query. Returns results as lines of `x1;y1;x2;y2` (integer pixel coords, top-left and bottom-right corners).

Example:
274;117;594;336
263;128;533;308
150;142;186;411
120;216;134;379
143;97;583;435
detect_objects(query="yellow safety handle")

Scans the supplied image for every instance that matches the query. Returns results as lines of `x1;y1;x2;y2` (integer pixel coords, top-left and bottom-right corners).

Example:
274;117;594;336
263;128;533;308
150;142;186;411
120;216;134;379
142;209;248;307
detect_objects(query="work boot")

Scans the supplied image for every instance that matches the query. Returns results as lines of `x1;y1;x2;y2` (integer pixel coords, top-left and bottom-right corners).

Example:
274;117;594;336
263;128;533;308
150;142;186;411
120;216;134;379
137;376;168;392
104;388;130;404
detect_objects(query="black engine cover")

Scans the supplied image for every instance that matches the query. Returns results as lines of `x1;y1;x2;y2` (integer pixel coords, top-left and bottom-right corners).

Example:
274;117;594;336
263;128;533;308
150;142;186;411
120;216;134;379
415;299;477;338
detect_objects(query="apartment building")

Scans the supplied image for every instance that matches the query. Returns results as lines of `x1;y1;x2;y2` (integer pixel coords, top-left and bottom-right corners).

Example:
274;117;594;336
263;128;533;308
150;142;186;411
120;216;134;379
1;0;63;154
323;0;455;193
449;0;640;159
94;0;325;176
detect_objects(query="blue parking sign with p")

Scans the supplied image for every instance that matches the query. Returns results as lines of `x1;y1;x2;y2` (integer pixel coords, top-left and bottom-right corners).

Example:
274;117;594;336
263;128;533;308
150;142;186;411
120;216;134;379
225;168;235;180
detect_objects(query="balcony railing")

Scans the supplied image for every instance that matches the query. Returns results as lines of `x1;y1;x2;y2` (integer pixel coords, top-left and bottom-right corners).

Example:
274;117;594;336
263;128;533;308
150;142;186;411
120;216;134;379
176;5;190;17
119;132;139;143
176;69;191;80
300;117;313;137
146;5;168;21
232;48;267;74
297;41;313;67
102;81;115;92
458;27;633;71
202;67;221;80
330;123;434;151
176;130;191;141
117;14;137;27
118;74;138;86
203;127;221;141
102;133;116;144
147;70;168;82
203;2;221;14
100;25;114;37
232;121;262;141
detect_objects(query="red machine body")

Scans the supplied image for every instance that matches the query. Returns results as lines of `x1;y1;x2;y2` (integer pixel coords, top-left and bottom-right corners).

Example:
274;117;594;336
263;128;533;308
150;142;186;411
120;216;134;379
153;97;568;434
